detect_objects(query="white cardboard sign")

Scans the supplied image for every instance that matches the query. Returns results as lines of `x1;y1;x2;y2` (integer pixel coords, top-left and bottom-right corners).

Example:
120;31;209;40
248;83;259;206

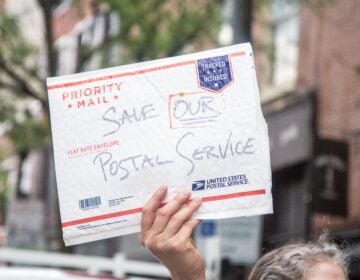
47;43;272;246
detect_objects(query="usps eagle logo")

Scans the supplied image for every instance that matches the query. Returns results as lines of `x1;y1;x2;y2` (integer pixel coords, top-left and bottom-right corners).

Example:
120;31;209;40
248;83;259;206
192;180;206;191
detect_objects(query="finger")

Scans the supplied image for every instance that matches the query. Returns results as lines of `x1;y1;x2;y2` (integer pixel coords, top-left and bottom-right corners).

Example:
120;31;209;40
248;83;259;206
150;189;191;234
162;197;202;238
141;185;168;238
174;219;202;240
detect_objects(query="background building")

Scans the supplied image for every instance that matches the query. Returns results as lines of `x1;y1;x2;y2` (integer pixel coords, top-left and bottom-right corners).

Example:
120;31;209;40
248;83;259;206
0;0;222;274
253;0;360;278
298;1;360;277
0;0;358;279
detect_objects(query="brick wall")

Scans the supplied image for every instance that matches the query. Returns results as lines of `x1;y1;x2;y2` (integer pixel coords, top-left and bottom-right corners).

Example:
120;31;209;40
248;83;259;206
297;1;360;231
53;0;95;40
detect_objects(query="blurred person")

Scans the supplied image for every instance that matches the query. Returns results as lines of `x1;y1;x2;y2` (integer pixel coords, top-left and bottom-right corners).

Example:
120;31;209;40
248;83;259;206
140;186;348;280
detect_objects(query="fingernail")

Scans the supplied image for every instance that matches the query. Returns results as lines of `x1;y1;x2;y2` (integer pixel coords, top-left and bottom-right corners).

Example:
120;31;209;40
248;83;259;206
179;189;191;197
158;185;167;192
192;197;202;204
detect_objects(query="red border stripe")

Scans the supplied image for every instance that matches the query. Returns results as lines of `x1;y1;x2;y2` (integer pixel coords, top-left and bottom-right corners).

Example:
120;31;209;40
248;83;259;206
47;60;196;90
230;51;246;57
48;51;247;90
201;189;265;202
62;189;265;228
62;207;143;228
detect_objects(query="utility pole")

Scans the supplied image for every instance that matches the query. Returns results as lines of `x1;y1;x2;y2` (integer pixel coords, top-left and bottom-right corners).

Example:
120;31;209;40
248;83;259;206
232;0;253;43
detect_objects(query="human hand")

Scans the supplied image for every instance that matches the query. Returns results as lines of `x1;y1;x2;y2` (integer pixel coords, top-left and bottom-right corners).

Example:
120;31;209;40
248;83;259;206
141;185;205;280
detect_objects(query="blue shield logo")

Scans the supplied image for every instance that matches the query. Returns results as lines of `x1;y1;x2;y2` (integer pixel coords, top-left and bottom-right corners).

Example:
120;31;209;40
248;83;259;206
192;180;205;191
197;55;233;92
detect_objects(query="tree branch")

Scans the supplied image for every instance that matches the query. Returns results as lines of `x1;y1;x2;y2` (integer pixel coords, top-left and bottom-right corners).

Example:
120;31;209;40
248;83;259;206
0;80;21;95
76;31;122;72
0;62;47;107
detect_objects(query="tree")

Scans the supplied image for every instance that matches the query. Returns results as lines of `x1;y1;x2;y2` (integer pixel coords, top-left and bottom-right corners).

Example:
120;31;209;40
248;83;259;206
0;0;221;250
0;0;221;155
79;0;221;69
0;6;51;154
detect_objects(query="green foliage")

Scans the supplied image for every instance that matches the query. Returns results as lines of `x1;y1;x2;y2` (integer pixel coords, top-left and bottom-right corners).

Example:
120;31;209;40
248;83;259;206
0;97;14;123
0;12;45;106
0;172;7;209
0;1;221;156
91;0;221;64
0;12;37;66
0;97;50;154
7;118;50;154
0;152;7;220
255;0;335;9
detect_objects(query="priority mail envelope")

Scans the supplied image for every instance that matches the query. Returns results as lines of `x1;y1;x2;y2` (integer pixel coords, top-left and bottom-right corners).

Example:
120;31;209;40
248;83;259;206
47;43;272;246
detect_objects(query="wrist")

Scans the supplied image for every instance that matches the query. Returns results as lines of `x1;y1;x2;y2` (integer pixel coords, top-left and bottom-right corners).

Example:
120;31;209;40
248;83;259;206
171;266;206;280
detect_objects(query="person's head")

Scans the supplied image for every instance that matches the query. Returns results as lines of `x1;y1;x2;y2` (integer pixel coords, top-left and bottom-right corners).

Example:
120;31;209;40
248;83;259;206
248;237;348;280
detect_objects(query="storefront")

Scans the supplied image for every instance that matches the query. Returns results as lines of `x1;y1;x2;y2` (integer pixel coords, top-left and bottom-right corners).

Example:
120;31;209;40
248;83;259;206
262;91;359;278
262;92;315;246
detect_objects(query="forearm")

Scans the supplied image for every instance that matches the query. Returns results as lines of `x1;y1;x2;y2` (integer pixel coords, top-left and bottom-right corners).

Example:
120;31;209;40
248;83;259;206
171;267;205;280
141;186;205;280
